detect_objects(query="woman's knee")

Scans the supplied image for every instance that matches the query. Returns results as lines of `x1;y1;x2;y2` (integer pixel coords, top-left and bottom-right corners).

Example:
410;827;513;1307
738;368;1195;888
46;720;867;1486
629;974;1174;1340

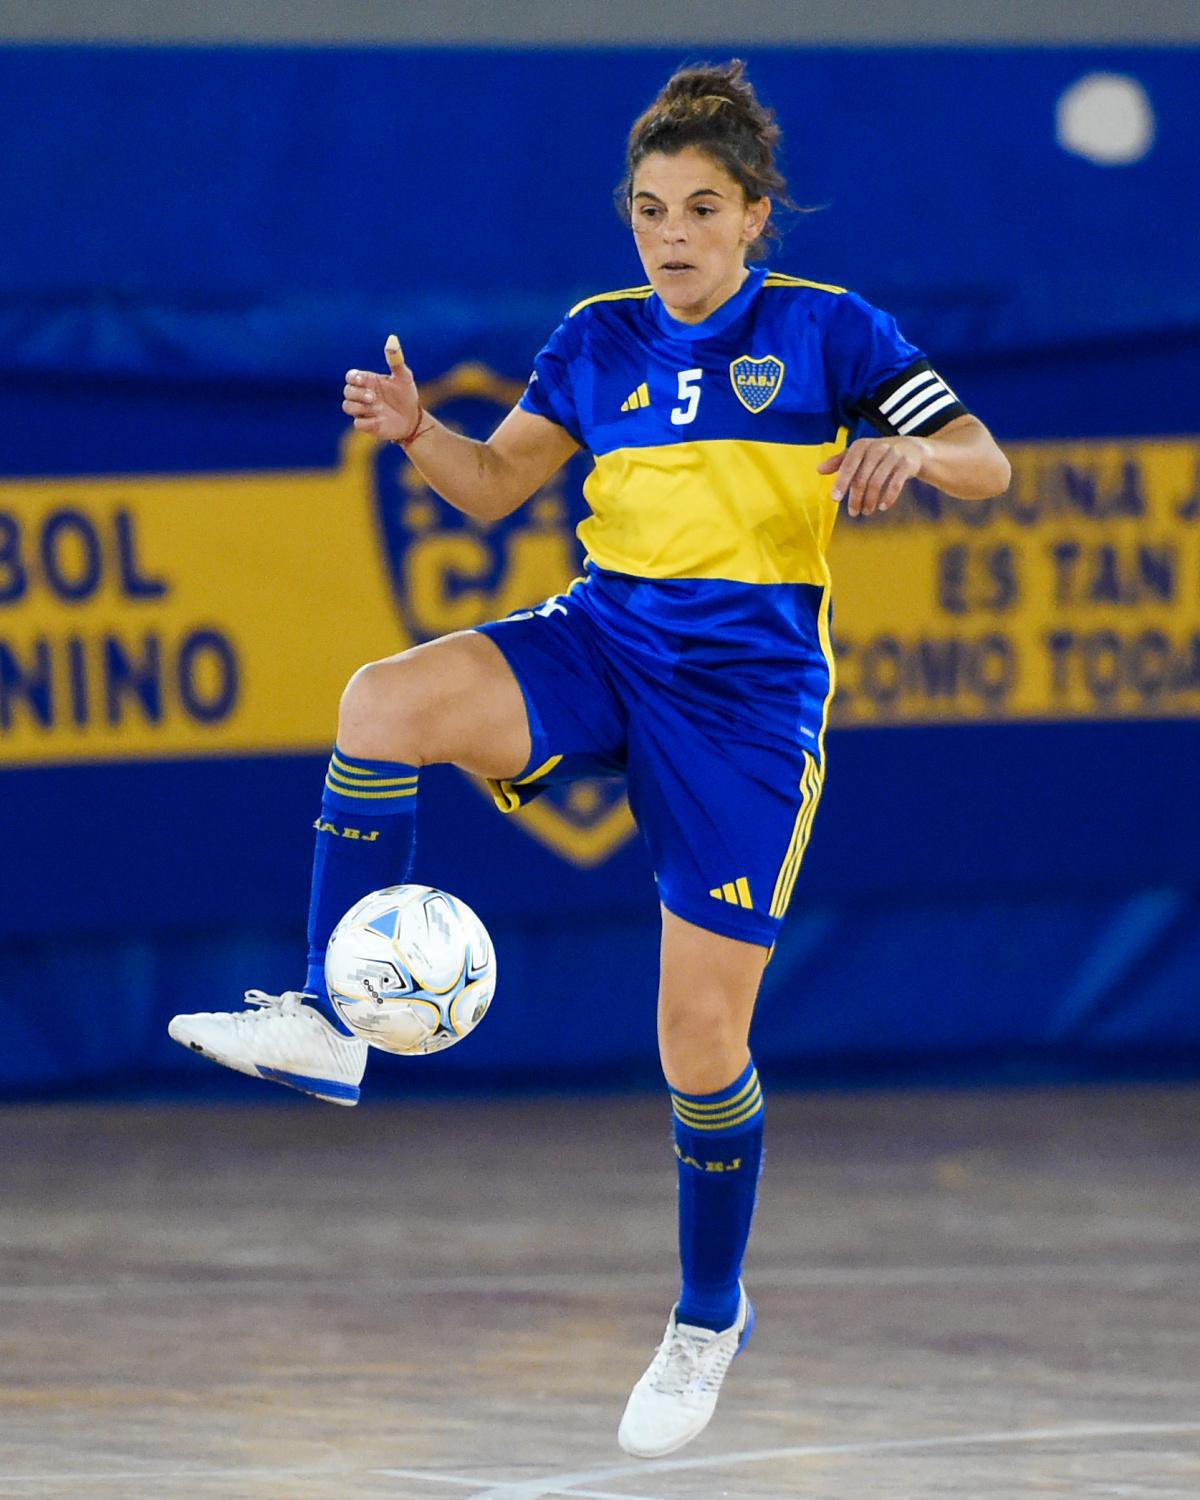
335;633;531;773
656;910;766;1092
338;652;426;762
658;991;751;1093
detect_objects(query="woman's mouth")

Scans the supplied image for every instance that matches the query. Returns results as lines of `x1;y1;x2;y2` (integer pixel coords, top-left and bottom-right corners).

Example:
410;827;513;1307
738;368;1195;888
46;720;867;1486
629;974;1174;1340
660;261;694;273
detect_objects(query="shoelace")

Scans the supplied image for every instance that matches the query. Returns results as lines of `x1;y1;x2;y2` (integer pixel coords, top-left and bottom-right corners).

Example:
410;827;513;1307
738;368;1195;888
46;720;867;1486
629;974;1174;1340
241;989;313;1020
648;1326;730;1398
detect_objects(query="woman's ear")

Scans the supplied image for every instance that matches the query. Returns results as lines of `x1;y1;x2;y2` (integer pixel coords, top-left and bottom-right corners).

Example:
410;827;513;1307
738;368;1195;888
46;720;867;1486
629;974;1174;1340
745;197;771;245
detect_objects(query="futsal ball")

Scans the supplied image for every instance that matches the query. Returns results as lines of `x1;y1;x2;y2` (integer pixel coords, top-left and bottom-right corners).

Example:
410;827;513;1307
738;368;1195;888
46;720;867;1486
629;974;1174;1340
325;885;496;1056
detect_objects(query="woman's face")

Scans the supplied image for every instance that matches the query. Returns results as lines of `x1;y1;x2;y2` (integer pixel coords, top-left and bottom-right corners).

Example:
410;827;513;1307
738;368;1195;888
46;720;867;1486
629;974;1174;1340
630;146;770;324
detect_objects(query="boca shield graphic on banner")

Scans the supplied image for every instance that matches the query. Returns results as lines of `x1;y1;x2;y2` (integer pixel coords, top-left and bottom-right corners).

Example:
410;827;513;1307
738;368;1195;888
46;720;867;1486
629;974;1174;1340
370;363;637;867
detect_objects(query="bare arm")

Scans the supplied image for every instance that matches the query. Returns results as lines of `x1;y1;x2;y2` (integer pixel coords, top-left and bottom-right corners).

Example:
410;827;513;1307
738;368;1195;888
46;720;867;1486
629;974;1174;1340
817;414;1012;518
342;336;579;523
400;404;578;524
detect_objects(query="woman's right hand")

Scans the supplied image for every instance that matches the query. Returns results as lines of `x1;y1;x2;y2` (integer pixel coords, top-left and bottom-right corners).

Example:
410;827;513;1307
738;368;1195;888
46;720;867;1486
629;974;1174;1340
342;335;423;443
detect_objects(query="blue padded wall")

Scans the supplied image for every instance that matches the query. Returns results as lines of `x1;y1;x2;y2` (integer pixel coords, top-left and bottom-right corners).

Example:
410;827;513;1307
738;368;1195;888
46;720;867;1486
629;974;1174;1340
1;45;1197;1094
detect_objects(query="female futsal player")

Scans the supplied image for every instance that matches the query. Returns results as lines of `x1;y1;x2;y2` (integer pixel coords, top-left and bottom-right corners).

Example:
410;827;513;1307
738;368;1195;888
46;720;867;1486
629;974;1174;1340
170;61;1009;1456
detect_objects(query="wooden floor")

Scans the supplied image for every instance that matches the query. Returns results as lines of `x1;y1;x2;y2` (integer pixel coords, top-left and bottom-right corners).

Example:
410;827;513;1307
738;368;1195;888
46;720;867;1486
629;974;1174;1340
2;1087;1199;1498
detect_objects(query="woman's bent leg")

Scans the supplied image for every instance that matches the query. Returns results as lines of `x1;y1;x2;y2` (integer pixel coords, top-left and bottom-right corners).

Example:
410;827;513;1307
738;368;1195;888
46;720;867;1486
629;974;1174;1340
168;621;585;1104
306;631;533;1008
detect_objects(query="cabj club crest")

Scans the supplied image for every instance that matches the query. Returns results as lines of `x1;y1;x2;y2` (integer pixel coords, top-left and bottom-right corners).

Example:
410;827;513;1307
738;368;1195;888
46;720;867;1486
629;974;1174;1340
370;362;635;868
730;354;785;414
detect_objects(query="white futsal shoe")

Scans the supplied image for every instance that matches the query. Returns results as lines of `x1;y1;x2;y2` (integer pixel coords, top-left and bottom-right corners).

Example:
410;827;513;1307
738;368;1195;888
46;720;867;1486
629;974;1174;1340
168;990;368;1106
618;1283;755;1458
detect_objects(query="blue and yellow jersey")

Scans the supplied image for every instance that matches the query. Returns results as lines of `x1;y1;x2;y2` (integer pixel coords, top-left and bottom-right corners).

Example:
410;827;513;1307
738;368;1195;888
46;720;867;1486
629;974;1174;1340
519;264;967;693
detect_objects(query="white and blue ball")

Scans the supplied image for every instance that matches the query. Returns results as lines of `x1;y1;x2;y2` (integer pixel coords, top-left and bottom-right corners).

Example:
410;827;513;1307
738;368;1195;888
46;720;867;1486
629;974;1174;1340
325;885;496;1056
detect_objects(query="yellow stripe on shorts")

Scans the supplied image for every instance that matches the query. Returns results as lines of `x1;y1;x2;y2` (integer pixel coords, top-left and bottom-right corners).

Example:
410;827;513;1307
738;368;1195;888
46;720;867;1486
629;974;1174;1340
769;753;823;919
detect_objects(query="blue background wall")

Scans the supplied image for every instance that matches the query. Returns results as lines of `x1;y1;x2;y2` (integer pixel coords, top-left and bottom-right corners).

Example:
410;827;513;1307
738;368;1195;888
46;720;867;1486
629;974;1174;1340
2;46;1198;1095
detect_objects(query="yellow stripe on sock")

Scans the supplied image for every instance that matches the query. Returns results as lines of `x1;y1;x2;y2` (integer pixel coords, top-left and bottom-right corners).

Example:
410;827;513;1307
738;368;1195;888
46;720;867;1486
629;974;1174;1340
672;1078;761;1116
676;1102;764;1133
671;1071;759;1117
330;751;419;784
672;1086;764;1131
331;751;386;777
328;774;423;798
671;1071;758;1113
324;776;418;800
672;1091;763;1128
325;768;420;792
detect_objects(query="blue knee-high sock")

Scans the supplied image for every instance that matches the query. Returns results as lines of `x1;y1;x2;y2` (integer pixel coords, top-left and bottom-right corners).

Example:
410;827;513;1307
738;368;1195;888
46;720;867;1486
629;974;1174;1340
304;746;419;1031
671;1058;765;1331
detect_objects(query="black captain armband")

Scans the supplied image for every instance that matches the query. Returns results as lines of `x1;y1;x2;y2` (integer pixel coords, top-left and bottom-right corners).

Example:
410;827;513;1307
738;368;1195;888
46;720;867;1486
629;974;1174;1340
856;360;969;438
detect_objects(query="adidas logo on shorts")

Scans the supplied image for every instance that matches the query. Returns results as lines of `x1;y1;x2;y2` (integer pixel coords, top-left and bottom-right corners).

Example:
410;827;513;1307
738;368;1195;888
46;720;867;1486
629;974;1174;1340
709;878;753;909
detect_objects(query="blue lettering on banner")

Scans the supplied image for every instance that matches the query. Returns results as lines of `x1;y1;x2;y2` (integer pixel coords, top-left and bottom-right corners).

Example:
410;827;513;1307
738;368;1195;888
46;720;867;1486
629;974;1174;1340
0;508;238;735
0;507;172;605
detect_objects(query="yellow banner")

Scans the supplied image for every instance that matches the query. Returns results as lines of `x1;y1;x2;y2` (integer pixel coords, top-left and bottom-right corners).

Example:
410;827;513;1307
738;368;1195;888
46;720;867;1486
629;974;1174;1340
829;436;1200;724
0;437;400;766
2;397;1197;771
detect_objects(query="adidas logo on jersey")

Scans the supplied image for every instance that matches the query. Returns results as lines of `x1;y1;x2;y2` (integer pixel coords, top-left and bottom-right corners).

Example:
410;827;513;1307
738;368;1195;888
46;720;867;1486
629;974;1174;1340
620;382;650;412
709;877;754;910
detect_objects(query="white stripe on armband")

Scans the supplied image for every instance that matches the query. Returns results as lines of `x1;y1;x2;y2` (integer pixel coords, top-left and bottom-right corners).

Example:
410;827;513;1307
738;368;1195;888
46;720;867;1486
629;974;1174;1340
898;390;959;434
879;369;939;415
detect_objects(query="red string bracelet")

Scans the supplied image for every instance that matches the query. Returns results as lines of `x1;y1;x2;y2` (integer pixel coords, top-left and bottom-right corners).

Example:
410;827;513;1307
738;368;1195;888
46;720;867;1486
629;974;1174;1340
397;405;432;450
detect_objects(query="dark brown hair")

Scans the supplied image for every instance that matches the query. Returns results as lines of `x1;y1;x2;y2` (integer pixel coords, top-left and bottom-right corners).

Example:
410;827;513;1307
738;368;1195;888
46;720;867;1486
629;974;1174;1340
618;60;792;259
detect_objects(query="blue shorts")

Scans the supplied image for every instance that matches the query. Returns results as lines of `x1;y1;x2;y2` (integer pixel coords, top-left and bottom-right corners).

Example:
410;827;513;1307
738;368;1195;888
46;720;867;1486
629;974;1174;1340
476;573;830;947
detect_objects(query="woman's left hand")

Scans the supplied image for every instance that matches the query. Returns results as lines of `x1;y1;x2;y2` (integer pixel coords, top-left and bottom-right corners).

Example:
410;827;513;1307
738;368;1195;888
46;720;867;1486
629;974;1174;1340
817;435;930;518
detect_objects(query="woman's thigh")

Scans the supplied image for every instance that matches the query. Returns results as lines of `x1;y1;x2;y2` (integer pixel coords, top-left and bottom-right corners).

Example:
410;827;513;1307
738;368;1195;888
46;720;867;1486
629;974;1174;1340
337;630;532;778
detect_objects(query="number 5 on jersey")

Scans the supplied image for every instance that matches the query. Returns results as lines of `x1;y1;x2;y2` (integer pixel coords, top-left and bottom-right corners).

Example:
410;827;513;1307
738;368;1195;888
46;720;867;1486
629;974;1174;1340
671;368;703;426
